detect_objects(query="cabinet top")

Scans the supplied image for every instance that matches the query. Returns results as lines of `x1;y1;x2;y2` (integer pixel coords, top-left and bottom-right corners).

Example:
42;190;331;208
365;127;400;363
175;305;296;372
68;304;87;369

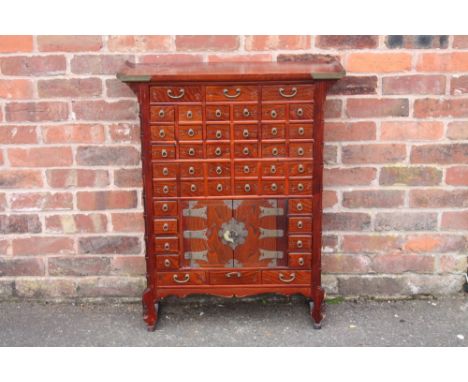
117;61;345;82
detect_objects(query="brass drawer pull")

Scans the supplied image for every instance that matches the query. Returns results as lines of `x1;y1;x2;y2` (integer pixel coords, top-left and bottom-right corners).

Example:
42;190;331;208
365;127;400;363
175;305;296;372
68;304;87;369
190;184;197;192
243;147;250;156
162;223;169;231
243;108;250;117
186;110;193;119
279;272;296;283
270;165;276;174
242;129;250;138
298;127;305;136
297;220;303;229
298;257;305;266
188;166;195;175
298;183;304;192
215;147;222;156
270;110;277;119
162;167;169;176
159;129;166;138
272;147;279;156
161;149;168;158
243;165;250;174
223;88;241;98
161;203;169;212
188;148;195;156
298;164;305;173
173;274;190;284
187;128;195;137
297;240;303;248
164;259;171;268
164;242;170;250
216;166;223;175
158;109;165;118
271;183;278;192
216;184;223;192
296;202;303;211
167;88;185;99
215;130;222;139
279;87;297;98
225;271;241;278
162;186;169;194
296;108;304;117
297;147;304;156
244;184;251;192
271;127;278;136
215;109;222;118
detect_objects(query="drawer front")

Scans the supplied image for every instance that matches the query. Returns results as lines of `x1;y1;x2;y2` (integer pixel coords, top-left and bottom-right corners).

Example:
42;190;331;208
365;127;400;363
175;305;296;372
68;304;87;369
154;218;178;235
150;86;202;103
289;103;314;120
288;254;311;269
206;105;230;121
288;235;312;251
288;216;313;233
262;270;311;285
150;106;175;122
234;180;258;195
262;104;286;121
262;85;315;102
150;125;175;141
289;161;313;177
153;200;178;217
207;162;231;178
261;180;285;195
157;271;207;286
153;163;177;179
206;125;230;141
152;144;176;160
289;123;313;139
180;180;205;196
262;124;285;140
209;271;259;285
206;85;258;102
288;199;313;214
153;182;177;197
234;143;258;158
289;143;313;158
289;180;313;195
179;125;203;141
233;124;258;140
233;104;258;121
179;163;204;178
206;143;230;159
234;161;258;177
207;179;231;196
154;236;179;254
261;162;285;177
156;255;180;271
179;143;203;159
262;142;287;158
178;106;203;122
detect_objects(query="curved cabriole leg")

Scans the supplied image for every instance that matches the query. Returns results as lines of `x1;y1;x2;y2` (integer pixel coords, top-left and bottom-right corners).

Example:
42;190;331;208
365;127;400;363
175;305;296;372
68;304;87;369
142;288;158;331
310;287;325;329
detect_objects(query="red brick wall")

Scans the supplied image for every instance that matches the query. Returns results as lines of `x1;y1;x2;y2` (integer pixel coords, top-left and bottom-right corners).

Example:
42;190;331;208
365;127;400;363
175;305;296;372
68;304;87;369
0;35;466;300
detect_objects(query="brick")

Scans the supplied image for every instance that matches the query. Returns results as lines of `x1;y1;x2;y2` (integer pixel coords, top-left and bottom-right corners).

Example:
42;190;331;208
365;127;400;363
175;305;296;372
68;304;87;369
342;144;406;164
324;145;338;164
0;55;66;76
0;170;43;189
37;35;103;51
381;121;444;141
375;213;437;231
325;99;342;118
207;54;273;63
414;99;468;118
441;211;468;230
46;214;108;234
411;144;468;164
342;235;401;254
329;76;377;95
79;236;141;254
371;254;435;273
0;257;44;276
71;54;134;74
446;166;468;186
379;166;442;186
277;53;339;65
447;122;468;140
417;52;468;72
325;122;376;141
403;234;467;253
346;98;409;118
409;189;468;208
77;191;137;210
322;254;371;273
111;213;144;233
42;124;105;144
105;79;135;97
337;276;408;297
439;255;467;273
453;36;468;49
451;75;468;95
0;194;6;211
140;54;204;64
10;192;73;211
114;168;142;187
0;280;14;298
38;78;102;98
343;190;404;208
76;146;140;166
347;53;412;73
0;36;33;52
316;35;378;49
12;237;74;255
46;169;110;188
0;215;41;234
75;276;145;298
0;80;34;99
383;75;446;95
72;100;137;121
245;35;311;50
48;256;111;276
322;235;339;253
108;123;140;143
175;35;239;51
0;126;37;144
323;213;371;231
0;239;8;254
8;147;72;167
111;256;146;276
6;102;69;122
15;278;77;299
108;35;172;51
324;167;377;187
323;190;338;209
385;35;448;49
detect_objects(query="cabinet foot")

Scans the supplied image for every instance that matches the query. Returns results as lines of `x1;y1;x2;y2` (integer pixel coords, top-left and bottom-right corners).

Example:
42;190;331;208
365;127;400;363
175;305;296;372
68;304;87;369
142;288;159;331
309;287;325;329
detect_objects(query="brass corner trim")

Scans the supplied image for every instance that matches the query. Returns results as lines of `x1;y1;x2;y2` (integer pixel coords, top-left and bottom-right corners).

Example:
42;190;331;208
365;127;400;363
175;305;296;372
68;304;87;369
116;73;152;82
311;71;346;80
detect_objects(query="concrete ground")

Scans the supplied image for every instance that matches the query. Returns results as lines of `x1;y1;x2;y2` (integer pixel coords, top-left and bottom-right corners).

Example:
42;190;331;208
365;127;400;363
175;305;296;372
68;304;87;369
0;296;466;346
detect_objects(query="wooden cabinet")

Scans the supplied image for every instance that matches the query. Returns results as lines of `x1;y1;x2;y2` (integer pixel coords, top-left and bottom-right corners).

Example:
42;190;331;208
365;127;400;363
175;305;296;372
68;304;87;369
117;61;345;330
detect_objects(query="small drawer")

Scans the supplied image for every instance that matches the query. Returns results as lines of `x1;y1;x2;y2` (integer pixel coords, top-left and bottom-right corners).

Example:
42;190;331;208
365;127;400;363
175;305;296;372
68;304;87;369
233;104;258;121
289;123;313;139
207;179;231;196
206;105;230;121
262;124;285;140
262;84;315;101
290;103;314;120
234;161;258;177
289;161;313;177
150;125;175;141
179;143;203;159
178;105;202;122
150;106;175;122
153;182;177;197
152;144;176;160
261;162;285;177
207;162;231;177
155;237;179;254
234;143;258;158
153;163;177;179
153;200;178;217
206;143;230;159
180;181;205;196
235;180;258;195
233;124;258;140
288;217;312;233
154;219;178;235
178;125;203;140
288;235;312;251
156;255;179;271
262;142;287;158
209;271;259;285
206;85;258;102
289;180;313;195
288;199;313;214
289;143;313;158
150;86;202;103
262;104;286;121
180;163;204;178
261;180;285;195
262;270;311;285
288;254;311;269
157;271;207;286
206;125;230;140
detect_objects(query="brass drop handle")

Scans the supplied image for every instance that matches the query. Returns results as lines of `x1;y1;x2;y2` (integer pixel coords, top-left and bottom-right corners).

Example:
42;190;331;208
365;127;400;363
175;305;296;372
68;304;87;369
164;259;171;268
279;272;296;283
297;147;304;156
173;274;190;284
298;127;305;136
159;129;166;138
244;184;251;192
162;167;169;176
271;127;278;136
216;184;223;192
162;223;169;231
215;130;222;139
223;88;241;98
298;183;304;192
279;87;298;98
167;88;185;99
297;202;303;211
216;166;223;175
186;110;193;119
164;242;170;250
162;203;169;212
190;184;197;192
297;220;303;229
187;128;195;137
270;165;276;174
243;165;250;174
188;148;195;156
298;257;305;266
272;148;279;156
161;149;168;158
242;129;249;138
270;110;277;119
158;109;165;118
297;240;303;248
162;186;169;194
188;166;195;175
226;271;241;278
215;109;222;118
296;108;304;117
243;147;250;156
298;164;305;173
271;183;278;192
215;147;222;156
